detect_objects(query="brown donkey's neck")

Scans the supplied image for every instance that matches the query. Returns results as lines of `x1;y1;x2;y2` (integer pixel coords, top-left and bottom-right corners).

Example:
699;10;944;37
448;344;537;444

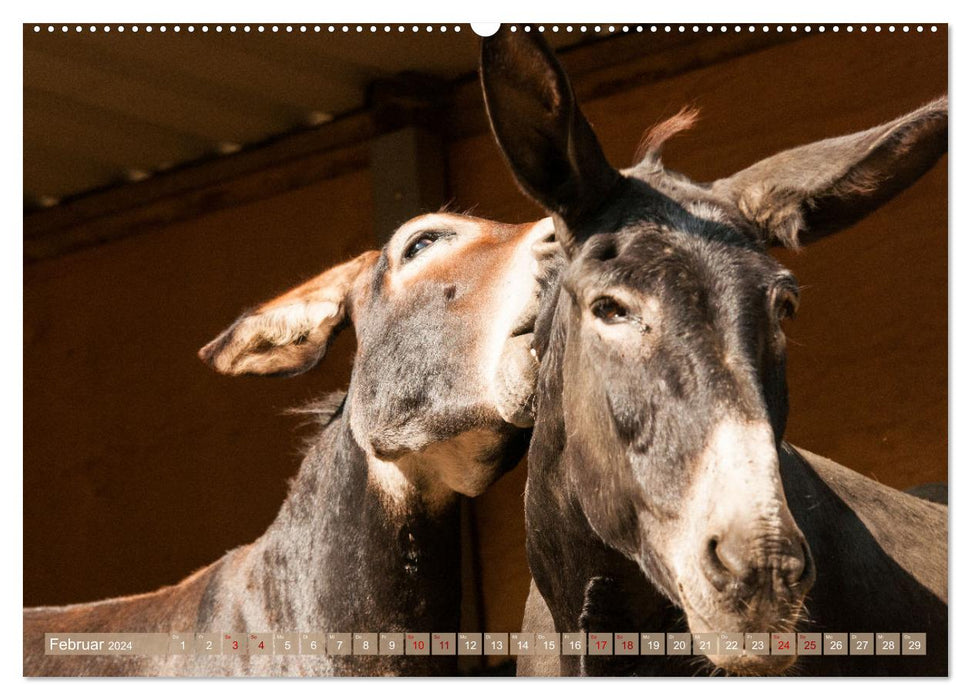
25;397;462;676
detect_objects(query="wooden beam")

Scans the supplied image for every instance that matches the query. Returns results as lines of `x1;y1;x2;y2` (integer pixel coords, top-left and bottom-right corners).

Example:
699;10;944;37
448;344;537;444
448;29;805;140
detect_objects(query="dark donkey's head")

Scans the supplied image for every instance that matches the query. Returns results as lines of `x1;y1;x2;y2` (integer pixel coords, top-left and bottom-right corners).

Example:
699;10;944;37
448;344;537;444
482;29;946;673
200;212;557;508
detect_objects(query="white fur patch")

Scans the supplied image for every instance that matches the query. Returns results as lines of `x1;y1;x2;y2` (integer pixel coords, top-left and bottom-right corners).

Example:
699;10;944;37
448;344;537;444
366;429;504;513
684;200;729;224
483;218;554;408
262;300;339;343
669;419;790;627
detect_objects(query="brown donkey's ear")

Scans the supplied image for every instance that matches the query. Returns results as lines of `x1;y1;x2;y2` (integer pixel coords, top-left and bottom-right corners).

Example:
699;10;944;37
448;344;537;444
199;251;378;377
480;26;619;254
712;96;947;248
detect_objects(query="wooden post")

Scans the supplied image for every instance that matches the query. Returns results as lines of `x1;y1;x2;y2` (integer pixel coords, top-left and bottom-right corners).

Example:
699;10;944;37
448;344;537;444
368;127;445;244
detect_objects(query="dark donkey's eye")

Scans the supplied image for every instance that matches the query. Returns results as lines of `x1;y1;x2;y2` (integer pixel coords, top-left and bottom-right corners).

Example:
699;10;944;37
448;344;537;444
591;297;630;324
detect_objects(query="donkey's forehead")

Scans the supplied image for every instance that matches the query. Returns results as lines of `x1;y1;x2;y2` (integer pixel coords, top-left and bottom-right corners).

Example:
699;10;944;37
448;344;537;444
574;226;789;298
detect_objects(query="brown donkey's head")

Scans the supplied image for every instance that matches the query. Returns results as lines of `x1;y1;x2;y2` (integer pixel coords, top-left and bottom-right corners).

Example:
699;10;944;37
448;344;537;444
482;28;946;674
201;212;558;506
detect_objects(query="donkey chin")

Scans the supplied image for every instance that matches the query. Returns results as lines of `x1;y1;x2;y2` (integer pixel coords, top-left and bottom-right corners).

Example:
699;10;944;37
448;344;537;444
678;575;809;676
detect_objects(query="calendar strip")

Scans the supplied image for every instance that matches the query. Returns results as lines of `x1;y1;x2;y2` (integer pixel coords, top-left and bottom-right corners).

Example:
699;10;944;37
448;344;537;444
44;632;927;656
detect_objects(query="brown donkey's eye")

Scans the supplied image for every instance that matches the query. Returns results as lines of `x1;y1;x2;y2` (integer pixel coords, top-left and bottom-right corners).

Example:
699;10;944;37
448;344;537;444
591;297;629;324
403;235;436;261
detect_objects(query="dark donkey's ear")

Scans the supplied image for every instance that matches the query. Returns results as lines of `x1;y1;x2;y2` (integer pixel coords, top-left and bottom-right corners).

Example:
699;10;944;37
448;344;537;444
480;26;620;254
712;96;947;248
199;251;378;377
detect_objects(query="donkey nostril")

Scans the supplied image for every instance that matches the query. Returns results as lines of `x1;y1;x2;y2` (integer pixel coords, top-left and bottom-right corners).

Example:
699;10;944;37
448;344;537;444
791;539;814;589
702;536;732;591
711;536;752;582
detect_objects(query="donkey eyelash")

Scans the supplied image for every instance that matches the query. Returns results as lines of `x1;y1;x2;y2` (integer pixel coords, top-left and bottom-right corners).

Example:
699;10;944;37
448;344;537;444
591;297;650;333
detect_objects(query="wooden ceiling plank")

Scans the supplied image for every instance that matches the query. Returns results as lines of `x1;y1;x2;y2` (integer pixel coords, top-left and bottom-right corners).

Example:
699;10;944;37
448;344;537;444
24;47;293;143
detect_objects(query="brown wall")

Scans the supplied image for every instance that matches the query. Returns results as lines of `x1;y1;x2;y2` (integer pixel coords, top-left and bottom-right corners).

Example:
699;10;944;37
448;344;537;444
24;30;946;641
25;171;372;604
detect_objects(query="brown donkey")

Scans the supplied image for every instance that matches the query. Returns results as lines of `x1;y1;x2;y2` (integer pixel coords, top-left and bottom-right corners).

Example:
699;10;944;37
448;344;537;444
480;29;947;676
24;212;558;676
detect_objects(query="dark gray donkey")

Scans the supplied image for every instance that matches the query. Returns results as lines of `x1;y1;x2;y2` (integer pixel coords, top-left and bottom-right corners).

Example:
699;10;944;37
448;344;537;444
24;212;557;676
480;28;947;676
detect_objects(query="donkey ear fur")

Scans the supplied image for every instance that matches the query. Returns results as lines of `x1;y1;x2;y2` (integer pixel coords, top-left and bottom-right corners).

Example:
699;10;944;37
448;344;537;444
480;26;619;248
713;96;947;248
199;251;378;377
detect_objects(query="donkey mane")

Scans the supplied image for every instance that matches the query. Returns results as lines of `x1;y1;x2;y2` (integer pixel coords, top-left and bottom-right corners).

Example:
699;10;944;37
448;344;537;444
287;390;348;427
633;106;701;163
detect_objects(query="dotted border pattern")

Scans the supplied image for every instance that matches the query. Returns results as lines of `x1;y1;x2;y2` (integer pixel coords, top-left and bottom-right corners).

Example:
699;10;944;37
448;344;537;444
30;24;940;35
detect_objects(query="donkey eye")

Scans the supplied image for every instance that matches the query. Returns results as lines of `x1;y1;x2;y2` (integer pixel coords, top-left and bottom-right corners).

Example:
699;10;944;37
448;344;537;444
403;234;437;261
591;297;629;324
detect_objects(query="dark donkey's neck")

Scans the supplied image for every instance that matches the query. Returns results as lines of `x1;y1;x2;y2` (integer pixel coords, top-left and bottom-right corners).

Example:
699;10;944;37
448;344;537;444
204;396;461;672
526;298;685;675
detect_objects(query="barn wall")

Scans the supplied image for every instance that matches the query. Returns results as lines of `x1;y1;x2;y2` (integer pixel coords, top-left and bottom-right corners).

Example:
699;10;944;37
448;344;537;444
24;171;373;605
24;30;946;645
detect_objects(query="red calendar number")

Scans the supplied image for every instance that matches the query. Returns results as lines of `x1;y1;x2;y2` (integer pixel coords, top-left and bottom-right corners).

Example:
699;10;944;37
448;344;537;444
232;640;239;650
621;641;634;651
413;640;425;651
803;639;816;651
777;639;790;651
595;640;608;650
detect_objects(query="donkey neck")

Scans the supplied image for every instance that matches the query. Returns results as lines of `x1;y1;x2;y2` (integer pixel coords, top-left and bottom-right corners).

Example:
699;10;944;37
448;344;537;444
240;400;462;634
